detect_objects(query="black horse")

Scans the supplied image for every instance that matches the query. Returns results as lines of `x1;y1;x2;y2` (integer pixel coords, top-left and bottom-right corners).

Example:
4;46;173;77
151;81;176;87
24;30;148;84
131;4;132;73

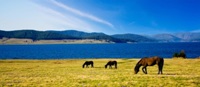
82;61;94;68
105;61;117;69
134;56;164;74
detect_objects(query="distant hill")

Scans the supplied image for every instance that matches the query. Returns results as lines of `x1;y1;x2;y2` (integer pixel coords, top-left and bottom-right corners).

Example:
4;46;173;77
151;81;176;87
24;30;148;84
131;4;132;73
0;30;200;43
0;30;133;43
173;32;200;42
152;34;182;42
50;30;134;43
0;30;79;40
52;30;105;38
152;33;200;42
112;34;157;42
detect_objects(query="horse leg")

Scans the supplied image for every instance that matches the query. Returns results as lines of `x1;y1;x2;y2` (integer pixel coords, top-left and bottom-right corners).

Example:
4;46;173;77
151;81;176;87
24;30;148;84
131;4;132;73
158;66;160;74
142;66;147;74
82;64;85;68
86;65;88;68
145;67;147;74
109;65;112;69
158;65;163;74
91;64;94;68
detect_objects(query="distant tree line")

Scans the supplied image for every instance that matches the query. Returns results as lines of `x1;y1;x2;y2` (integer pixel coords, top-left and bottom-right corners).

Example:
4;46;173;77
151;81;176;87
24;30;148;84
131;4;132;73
0;30;134;43
173;50;186;58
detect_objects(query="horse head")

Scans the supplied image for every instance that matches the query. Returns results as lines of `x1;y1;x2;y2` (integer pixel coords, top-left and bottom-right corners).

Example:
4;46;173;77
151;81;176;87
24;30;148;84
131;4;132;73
105;65;107;68
134;68;139;74
82;64;85;68
134;63;140;74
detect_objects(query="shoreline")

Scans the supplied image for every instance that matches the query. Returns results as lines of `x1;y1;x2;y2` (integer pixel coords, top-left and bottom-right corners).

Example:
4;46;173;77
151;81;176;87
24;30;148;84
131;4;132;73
1;38;200;45
0;38;114;44
0;58;198;60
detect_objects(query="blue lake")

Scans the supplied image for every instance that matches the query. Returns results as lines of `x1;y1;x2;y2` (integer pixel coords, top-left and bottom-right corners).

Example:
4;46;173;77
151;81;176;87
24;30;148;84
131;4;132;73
0;42;200;59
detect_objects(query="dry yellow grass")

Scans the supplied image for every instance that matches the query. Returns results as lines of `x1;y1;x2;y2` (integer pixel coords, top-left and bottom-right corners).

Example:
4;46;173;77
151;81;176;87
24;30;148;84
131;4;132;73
0;59;200;87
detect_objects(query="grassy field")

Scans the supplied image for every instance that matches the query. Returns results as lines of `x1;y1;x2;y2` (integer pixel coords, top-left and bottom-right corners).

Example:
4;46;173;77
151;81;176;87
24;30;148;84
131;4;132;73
0;59;200;87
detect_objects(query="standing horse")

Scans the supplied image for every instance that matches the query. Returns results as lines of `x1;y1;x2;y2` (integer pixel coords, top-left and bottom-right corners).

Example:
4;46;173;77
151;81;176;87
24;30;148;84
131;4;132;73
134;56;164;74
105;61;117;69
82;61;94;68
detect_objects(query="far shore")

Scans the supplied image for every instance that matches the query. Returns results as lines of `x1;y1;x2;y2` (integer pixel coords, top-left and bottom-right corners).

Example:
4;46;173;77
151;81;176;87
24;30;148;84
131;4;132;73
0;38;115;44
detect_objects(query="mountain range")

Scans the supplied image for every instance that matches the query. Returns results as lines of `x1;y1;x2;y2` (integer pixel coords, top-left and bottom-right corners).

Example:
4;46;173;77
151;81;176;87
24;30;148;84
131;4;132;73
152;33;200;42
0;30;200;43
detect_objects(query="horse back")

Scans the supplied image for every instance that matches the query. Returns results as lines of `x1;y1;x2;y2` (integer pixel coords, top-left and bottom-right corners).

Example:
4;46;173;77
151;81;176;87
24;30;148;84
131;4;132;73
107;61;117;65
140;56;163;66
84;61;93;65
153;56;164;66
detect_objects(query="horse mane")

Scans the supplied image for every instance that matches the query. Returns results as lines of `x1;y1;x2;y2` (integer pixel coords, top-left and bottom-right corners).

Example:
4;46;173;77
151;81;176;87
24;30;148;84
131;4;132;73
135;57;146;66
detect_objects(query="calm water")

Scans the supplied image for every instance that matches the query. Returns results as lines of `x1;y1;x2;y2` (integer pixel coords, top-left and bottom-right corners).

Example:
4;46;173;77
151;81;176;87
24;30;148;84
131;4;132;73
0;42;199;59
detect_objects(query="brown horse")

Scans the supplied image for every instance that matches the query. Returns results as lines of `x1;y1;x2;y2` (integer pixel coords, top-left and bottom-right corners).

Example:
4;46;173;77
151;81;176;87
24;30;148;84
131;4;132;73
82;61;94;68
134;56;164;74
105;61;117;69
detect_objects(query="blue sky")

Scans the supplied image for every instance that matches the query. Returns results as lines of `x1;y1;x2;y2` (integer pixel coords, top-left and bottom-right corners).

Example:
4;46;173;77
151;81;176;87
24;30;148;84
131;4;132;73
0;0;200;35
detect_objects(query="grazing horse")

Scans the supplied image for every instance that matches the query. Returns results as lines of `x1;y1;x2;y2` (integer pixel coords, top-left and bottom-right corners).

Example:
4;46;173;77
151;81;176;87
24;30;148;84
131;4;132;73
82;61;94;68
105;61;117;69
134;56;164;74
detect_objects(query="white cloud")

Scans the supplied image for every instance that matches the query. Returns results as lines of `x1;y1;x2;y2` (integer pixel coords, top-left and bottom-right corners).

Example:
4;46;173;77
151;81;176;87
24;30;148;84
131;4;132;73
49;0;114;28
36;4;96;32
0;0;103;32
0;0;53;31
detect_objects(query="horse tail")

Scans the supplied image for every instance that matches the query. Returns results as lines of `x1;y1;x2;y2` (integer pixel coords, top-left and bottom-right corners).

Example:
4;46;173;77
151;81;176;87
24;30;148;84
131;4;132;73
158;57;164;74
91;61;94;68
160;58;164;66
115;61;117;69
